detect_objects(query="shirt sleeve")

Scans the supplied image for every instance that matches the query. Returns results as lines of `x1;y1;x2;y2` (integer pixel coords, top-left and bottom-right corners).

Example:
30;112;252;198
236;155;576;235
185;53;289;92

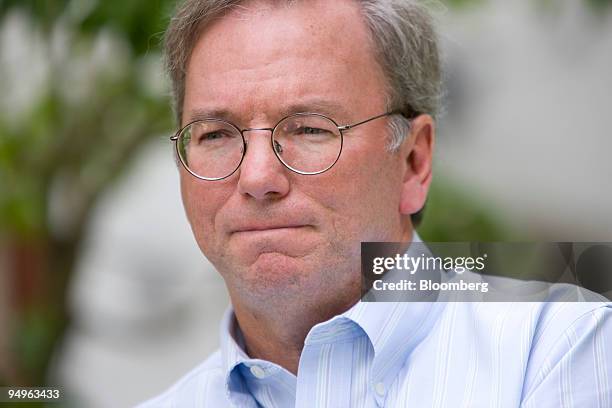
520;304;612;408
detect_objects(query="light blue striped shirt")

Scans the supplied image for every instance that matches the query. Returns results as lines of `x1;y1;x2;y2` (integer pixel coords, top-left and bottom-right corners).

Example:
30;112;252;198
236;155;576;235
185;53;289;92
139;298;611;407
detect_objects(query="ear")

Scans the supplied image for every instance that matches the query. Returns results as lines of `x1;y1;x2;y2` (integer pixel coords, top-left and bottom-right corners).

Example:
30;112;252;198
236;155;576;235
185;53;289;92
398;115;435;215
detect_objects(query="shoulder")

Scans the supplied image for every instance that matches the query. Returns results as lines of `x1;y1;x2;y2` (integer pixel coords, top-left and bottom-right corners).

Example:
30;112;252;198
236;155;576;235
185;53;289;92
135;350;229;407
450;299;611;404
459;278;611;335
525;299;611;364
519;300;612;405
532;295;611;340
464;295;611;344
445;295;611;368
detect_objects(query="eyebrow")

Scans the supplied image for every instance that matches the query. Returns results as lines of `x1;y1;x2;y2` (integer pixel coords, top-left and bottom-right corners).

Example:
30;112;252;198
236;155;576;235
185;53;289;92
186;108;234;124
184;99;350;126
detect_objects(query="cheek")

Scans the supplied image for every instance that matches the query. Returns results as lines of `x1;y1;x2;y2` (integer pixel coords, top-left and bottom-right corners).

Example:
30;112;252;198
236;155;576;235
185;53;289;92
318;150;403;238
180;174;227;245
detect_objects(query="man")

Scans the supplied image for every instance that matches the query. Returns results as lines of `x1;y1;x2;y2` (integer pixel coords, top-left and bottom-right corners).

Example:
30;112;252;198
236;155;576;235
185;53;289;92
140;0;611;406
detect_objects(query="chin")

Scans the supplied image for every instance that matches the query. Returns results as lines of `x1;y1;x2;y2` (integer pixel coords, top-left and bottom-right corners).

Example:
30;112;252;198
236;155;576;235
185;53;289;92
231;253;321;296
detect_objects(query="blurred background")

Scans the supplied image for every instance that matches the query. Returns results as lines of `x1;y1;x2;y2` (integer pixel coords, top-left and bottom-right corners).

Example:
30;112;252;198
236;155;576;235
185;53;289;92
0;0;611;406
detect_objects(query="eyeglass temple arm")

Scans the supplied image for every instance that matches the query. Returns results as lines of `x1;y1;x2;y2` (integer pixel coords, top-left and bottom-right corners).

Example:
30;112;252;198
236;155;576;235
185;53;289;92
169;109;416;137
337;110;406;131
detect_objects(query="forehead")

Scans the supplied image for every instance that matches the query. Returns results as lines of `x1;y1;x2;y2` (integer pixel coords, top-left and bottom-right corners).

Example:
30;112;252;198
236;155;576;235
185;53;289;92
183;0;388;123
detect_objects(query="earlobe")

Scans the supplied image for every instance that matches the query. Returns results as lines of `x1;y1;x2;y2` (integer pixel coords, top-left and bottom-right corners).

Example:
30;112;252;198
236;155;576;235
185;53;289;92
398;115;435;216
399;171;431;215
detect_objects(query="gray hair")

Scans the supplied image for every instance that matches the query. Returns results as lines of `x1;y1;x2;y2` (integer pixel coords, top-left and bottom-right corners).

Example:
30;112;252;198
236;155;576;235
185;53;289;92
164;0;442;151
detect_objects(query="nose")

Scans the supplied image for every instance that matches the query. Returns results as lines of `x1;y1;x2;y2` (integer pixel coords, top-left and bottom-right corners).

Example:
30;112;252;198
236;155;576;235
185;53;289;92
237;129;290;200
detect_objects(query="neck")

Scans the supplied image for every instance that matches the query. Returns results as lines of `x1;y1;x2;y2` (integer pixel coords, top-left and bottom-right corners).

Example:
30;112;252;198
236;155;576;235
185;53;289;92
229;288;360;375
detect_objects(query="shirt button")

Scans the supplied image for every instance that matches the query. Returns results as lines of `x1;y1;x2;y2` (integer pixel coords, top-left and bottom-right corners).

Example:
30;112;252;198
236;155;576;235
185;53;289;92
250;365;266;379
375;382;386;396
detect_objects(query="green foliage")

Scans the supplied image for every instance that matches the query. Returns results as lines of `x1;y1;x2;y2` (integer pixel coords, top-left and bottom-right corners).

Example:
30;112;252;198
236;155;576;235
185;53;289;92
14;308;57;376
0;0;175;54
442;0;486;9
0;2;174;239
0;69;172;239
418;176;511;242
0;0;174;387
585;0;612;11
536;0;612;14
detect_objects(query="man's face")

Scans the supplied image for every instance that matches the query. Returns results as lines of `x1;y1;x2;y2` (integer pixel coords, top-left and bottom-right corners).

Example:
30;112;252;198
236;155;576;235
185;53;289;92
181;0;420;304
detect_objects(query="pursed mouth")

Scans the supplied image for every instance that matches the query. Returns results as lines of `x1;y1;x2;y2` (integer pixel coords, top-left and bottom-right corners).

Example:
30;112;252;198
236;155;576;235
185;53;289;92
233;225;308;233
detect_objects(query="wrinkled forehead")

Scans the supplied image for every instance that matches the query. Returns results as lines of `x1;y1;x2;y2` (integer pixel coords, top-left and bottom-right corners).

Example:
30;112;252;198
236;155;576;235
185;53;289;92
183;0;389;124
193;0;375;66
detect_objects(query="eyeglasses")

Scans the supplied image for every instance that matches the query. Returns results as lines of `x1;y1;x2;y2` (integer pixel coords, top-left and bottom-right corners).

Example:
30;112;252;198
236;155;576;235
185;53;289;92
170;110;406;181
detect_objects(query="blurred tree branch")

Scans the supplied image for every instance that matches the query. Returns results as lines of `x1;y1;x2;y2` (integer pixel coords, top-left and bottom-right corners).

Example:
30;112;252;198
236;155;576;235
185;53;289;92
0;1;173;387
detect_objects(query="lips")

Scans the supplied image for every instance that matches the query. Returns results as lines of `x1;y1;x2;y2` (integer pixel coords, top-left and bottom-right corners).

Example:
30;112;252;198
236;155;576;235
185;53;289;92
228;215;314;234
224;207;317;236
232;223;309;233
224;213;318;258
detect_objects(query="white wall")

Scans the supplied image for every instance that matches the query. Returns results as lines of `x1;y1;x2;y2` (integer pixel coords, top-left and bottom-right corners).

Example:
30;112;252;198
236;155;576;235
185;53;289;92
55;139;228;407
437;0;612;239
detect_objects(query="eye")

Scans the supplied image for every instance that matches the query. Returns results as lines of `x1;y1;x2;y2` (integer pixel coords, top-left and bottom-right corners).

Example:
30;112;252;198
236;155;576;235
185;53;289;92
302;127;327;135
196;130;234;143
202;132;224;141
295;126;331;136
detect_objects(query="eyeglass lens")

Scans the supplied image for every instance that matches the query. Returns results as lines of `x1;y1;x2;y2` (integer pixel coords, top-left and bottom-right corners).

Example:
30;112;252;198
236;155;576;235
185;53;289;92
176;114;342;180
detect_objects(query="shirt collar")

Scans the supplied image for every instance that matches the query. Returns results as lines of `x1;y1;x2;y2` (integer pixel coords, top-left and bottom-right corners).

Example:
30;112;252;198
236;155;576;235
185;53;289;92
219;310;256;407
343;296;446;388
220;308;249;374
348;232;447;387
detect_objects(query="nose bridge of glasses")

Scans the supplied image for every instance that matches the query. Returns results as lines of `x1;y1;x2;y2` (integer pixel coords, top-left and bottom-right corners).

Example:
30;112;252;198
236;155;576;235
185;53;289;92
242;127;274;135
240;127;281;157
241;127;274;148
